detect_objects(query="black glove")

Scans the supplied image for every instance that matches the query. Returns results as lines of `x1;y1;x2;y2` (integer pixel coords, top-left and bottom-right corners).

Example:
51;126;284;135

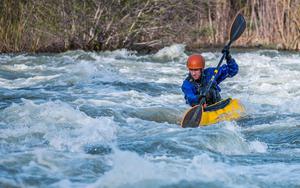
197;94;206;105
222;47;232;61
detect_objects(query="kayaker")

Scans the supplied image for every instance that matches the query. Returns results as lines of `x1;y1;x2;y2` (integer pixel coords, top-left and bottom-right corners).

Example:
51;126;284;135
181;51;238;107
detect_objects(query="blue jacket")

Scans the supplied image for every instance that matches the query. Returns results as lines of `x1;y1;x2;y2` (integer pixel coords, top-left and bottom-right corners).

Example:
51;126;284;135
181;58;238;106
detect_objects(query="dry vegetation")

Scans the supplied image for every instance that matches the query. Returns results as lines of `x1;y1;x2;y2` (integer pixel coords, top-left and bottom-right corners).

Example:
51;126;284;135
0;0;299;53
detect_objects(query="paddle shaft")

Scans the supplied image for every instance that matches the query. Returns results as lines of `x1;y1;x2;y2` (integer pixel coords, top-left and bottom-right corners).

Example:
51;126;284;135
199;14;246;105
199;43;230;105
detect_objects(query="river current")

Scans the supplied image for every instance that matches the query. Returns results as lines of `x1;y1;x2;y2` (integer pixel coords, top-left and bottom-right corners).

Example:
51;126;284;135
0;44;300;188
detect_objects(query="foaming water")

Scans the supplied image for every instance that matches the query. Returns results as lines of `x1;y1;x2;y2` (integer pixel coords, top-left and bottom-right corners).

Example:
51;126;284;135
0;46;300;187
0;99;117;152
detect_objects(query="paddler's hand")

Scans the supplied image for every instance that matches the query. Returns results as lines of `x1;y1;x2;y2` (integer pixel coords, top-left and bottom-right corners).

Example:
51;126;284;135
222;48;232;61
198;95;206;107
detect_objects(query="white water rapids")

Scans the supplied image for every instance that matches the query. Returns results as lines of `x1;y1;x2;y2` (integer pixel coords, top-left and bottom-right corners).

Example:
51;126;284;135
0;44;300;188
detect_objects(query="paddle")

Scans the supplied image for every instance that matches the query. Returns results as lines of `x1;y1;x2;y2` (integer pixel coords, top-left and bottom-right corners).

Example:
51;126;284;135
181;13;246;128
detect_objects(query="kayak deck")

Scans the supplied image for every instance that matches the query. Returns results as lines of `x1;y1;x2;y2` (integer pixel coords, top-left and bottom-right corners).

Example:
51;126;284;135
200;98;245;126
181;98;245;127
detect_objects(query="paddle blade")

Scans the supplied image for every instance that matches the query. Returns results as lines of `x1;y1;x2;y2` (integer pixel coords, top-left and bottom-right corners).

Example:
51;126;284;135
230;13;246;43
181;105;203;128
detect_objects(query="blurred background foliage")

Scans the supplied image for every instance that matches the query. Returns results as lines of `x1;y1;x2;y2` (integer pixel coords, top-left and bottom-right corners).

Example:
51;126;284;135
0;0;299;52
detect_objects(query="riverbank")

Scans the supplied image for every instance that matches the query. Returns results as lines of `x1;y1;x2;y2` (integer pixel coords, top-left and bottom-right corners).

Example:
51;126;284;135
1;1;299;53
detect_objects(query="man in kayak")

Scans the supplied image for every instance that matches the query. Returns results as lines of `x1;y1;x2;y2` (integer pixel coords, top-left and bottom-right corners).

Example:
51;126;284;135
181;52;238;107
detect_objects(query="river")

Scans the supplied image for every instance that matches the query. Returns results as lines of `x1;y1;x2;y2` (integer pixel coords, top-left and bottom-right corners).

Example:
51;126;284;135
0;44;300;188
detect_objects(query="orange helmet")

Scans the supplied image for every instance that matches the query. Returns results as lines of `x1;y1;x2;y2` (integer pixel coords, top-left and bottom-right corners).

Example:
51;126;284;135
186;54;205;69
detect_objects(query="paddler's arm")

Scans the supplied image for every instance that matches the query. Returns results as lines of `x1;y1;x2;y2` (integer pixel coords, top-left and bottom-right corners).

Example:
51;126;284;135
181;80;200;107
215;57;239;84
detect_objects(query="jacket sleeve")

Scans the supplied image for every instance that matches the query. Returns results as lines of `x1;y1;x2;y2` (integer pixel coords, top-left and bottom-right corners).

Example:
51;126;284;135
181;80;199;106
215;58;238;84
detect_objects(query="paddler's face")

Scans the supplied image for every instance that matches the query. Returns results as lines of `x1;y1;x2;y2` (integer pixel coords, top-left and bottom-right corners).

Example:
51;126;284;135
189;69;202;80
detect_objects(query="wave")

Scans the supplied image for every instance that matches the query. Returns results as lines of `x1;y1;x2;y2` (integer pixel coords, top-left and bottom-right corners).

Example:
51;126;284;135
0;99;118;152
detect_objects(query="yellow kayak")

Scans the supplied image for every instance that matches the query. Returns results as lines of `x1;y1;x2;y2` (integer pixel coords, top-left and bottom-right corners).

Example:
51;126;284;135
181;98;245;127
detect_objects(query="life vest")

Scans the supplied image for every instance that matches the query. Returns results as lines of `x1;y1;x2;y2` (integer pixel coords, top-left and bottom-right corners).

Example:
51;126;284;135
186;72;221;106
